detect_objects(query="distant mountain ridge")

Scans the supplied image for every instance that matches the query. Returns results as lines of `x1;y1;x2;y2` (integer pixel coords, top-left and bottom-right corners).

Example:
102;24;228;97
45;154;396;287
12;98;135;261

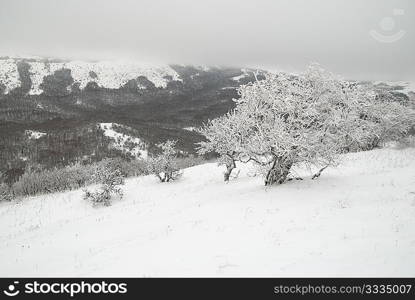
0;57;182;95
1;56;414;98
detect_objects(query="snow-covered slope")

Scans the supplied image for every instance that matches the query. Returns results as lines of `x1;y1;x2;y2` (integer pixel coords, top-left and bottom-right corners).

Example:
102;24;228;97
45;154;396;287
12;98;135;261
0;147;415;277
99;123;148;159
0;57;181;95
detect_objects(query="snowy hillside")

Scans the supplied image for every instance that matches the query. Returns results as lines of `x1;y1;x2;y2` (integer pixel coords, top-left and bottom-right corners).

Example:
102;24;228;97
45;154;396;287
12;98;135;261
0;146;415;277
0;57;181;95
99;123;148;159
28;60;181;94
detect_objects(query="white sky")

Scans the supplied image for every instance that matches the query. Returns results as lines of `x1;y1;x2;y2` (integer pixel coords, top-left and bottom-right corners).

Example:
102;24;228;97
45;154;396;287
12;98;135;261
0;0;414;81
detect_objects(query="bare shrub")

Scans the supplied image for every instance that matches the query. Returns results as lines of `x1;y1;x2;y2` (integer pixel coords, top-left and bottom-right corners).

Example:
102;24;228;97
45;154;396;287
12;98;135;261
12;163;95;197
10;156;149;199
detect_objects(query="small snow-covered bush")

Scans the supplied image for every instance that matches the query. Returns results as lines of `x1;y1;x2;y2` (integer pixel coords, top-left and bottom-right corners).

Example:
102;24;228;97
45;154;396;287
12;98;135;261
83;159;125;206
147;140;182;182
198;113;247;181
0;183;13;202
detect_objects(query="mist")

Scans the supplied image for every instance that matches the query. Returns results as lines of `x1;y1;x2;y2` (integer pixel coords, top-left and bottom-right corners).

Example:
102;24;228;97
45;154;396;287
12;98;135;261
0;0;414;81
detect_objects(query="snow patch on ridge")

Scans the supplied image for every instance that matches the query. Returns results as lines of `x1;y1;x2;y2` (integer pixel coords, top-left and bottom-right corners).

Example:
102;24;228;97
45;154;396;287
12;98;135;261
0;58;182;95
28;62;64;95
27;61;181;95
64;61;181;91
0;59;20;94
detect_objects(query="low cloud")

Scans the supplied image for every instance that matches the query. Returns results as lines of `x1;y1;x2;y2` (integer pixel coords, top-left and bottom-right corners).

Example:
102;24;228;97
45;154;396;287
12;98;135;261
0;0;414;81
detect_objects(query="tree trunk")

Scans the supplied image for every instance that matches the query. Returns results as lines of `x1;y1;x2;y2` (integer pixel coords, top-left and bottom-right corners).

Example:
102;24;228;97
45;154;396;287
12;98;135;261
311;165;329;180
156;173;164;182
224;159;236;182
264;158;292;186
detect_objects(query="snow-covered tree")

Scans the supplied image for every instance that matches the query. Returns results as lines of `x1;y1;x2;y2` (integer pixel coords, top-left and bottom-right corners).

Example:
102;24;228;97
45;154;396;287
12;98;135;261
198;112;251;181
336;85;415;152
359;90;414;149
199;64;415;185
147;140;182;182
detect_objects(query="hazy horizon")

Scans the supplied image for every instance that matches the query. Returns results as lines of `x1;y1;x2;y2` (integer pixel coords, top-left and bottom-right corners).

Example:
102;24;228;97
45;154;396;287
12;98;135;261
0;0;414;81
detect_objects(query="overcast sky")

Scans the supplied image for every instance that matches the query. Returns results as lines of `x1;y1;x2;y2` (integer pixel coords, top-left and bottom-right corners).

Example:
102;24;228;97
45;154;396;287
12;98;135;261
0;0;414;81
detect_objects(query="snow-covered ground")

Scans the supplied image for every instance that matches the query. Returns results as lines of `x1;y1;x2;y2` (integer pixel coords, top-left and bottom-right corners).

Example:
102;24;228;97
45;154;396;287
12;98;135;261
0;147;414;277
